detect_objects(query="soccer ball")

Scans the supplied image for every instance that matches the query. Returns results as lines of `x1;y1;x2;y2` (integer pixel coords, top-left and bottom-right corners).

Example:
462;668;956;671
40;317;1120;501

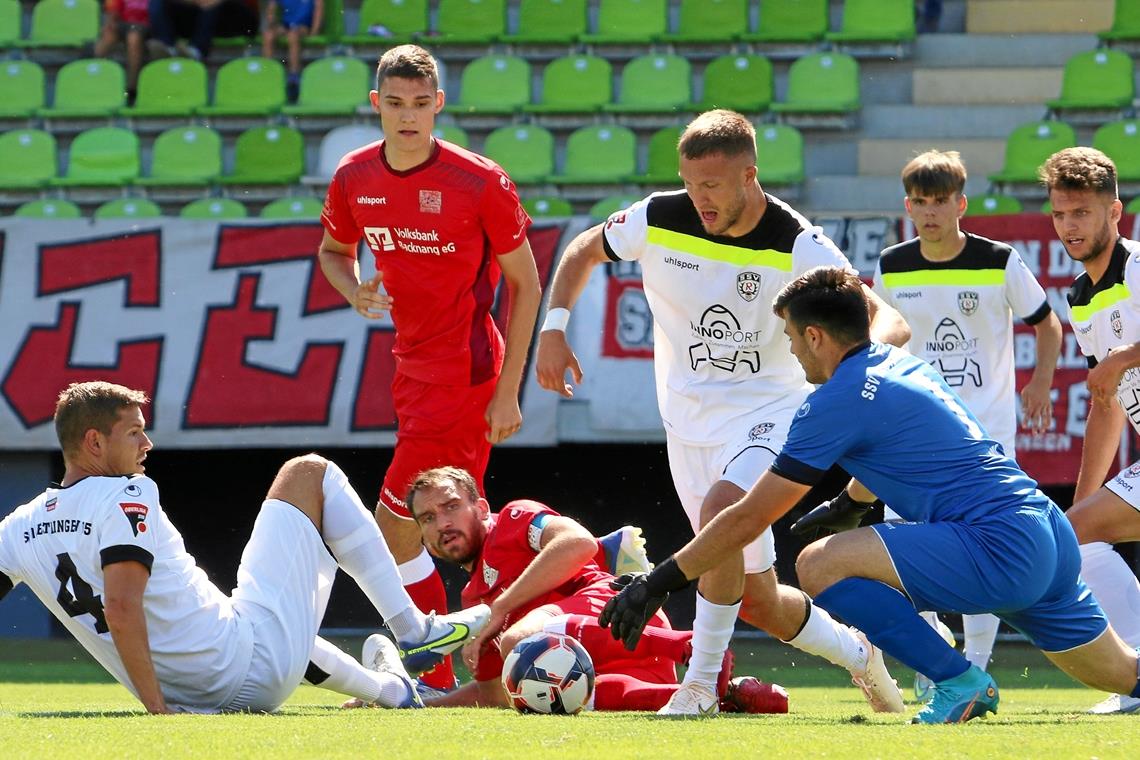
502;632;595;715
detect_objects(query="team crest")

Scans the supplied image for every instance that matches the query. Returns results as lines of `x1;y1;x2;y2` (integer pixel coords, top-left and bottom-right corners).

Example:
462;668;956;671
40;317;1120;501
483;563;499;588
1124;463;1140;479
419;189;442;214
957;291;979;316
1111;309;1124;339
748;422;774;440
737;272;761;302
118;502;149;537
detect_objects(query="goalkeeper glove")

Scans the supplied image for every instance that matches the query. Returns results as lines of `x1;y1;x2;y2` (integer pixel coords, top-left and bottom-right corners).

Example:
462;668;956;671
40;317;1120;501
789;491;880;540
599;559;690;650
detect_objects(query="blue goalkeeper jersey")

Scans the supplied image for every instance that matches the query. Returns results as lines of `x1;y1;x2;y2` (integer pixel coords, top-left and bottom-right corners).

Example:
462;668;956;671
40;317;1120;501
771;342;1051;524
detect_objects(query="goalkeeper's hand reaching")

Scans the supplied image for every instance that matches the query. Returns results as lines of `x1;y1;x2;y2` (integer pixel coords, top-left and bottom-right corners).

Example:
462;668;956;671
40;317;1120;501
789;491;880;540
599;559;690;650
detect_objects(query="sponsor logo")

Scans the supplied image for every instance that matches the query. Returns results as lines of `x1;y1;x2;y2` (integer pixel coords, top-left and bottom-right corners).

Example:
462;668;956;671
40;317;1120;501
748;422;774;441
957;290;979;316
381;486;406;509
606;212;627;228
928;317;983;388
1076;322;1093;335
499;174;512;192
45;497;57;512
483;563;499;588
895;291;922;299
1111;309;1124;339
419;189;442;214
737;272;761;302
356;195;388;205
796;402;811;418
664;255;699;272
119;502;149;536
688;304;761;373
125;483;142;497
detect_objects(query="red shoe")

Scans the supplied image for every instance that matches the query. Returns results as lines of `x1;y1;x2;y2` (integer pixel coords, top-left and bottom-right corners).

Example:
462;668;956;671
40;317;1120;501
720;676;789;714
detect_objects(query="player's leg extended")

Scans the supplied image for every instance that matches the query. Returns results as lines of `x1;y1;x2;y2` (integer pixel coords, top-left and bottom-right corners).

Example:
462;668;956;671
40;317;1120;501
1069;486;1140;648
1040;627;1140;696
306;636;420;708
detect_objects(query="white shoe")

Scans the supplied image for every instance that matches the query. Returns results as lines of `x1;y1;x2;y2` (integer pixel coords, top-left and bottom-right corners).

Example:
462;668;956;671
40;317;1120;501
362;634;424;709
1088;693;1140;714
657;681;719;717
599;525;653;576
849;631;905;713
398;603;492;675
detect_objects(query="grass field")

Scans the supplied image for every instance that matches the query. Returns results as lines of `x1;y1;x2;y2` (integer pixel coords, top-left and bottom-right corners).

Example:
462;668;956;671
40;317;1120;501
1;637;1137;759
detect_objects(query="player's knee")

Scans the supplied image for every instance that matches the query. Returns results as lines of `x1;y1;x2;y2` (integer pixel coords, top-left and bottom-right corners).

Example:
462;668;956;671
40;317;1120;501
795;542;830;597
281;452;329;479
1067;499;1114;544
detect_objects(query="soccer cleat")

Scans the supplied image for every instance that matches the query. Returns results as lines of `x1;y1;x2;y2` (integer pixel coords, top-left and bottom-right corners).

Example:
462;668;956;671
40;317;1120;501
362;634;424;709
849;632;905;713
414;676;458;702
911;665;999;724
914;616;957;701
397;603;491;676
599;525;653;577
720;677;789;714
657;681;720;717
1088;693;1140;714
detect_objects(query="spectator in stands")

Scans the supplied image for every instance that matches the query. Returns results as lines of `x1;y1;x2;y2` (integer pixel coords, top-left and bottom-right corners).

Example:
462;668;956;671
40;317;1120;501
917;0;943;33
261;0;322;103
148;0;258;61
95;0;150;106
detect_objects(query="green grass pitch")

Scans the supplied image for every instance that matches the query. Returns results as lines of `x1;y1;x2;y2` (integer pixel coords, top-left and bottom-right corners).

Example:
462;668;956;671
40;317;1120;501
1;637;1137;759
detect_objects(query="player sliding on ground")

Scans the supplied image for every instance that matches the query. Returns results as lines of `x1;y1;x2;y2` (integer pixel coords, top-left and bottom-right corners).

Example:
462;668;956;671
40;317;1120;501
600;266;1140;724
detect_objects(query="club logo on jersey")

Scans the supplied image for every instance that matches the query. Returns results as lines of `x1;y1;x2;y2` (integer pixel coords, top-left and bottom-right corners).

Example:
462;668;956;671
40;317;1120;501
119;502;149;537
45;497;57;512
1111;309;1123;339
124;483;142;497
1124;462;1140;479
748;422;774;440
605;212;627;229
957;291;979;316
419;189;442;214
737;272;761;302
688;305;761;374
796;402;811;418
483;563;499;588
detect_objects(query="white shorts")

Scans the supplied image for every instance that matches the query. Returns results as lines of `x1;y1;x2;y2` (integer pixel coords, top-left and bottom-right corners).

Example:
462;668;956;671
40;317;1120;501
1104;460;1140;512
225;499;337;712
666;401;798;574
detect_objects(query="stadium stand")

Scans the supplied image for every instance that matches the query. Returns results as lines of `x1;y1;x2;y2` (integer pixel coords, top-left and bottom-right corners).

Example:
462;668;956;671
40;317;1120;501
344;0;429;45
281;57;370;117
16;0;99;49
38;59;126;119
740;0;828;48
259;196;324;219
548;124;636;185
198;58;287;117
180;198;249;219
771;52;861;128
433;124;469;147
0;129;57;189
302;124;383;187
755;124;806;187
122;58;209;119
579;0;667;45
303;0;345;47
0;60;45;119
482;124;554;184
690;54;773;114
1092;119;1140;183
429;0;507;45
628;125;682;184
589;193;640;221
0;0;21;46
825;0;917;56
1098;0;1140;45
221;126;305;186
1127;196;1140;214
501;0;588;45
964;193;1024;216
93;198;163;219
988;120;1077;193
659;0;747;44
136;126;223;188
444;54;531;115
52;127;139;187
522;196;574;217
523;54;612;116
603;53;691;114
1046;48;1135;121
14;199;82;218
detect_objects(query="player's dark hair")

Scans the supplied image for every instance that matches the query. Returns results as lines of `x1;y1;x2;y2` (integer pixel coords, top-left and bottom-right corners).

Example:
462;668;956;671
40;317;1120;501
901;150;966;197
406;466;480;517
1038;147;1118;198
375;44;439;91
54;382;149;456
773;267;870;346
678;109;757;163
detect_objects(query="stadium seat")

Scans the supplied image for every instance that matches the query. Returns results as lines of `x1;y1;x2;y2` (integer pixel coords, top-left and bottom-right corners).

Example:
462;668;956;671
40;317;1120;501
221;126;305;185
428;0;506;45
589;194;640;221
445;55;530;115
988;121;1077;185
38;59;125;118
1100;0;1140;42
1046;49;1135;112
741;0;827;44
0;0;21;46
580;0;667;45
260;196;325;219
52;126;139;187
604;54;691;114
0;60;45;119
965;194;1024;216
433;124;469;148
482;124;554;184
17;0;99;47
306;124;383;184
771;52;861;115
502;0;587;45
345;0;428;45
755;124;805;185
93;198;162;220
303;0;344;46
660;0;747;43
180;198;248;219
1126;196;1140;214
281;57;370;117
691;54;772;113
122;58;208;118
1093;119;1140;182
0;129;57;189
524;54;611;114
522;196;574;217
548;125;636;184
198;58;286;117
629;126;682;184
14;199;82;219
826;0;916;44
136;126;222;186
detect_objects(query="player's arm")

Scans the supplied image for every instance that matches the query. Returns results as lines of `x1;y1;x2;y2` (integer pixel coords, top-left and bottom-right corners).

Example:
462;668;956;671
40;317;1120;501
310;0;324;34
535;224;610;397
1021;310;1062;433
103;560;169;714
862;284;910;347
0;572;14;602
1073;378;1128;505
317;230;389;319
790;478;880;538
424;677;509;708
486;239;543;444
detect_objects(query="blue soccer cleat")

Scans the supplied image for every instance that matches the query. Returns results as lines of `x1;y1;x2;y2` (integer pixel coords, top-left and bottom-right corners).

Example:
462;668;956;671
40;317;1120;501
397;603;491;676
912;665;999;724
362;633;424;709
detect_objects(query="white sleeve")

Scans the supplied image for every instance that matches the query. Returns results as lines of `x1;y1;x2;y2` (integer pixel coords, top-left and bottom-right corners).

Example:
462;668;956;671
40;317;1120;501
0;513;22;589
1003;248;1050;321
871;257;892;306
790;226;856;276
97;476;162;571
601;195;651;262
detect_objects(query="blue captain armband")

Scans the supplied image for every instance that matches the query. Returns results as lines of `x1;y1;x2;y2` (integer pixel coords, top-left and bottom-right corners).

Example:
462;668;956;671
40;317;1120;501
527;513;553;552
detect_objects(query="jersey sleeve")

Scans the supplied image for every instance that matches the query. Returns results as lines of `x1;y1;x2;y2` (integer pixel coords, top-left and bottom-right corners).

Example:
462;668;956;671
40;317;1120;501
771;387;862;484
1003;249;1051;324
601;196;651;262
480;167;532;255
871;257;894;307
495;500;558;553
790;227;856;277
320;170;362;247
0;512;22;593
97;476;161;572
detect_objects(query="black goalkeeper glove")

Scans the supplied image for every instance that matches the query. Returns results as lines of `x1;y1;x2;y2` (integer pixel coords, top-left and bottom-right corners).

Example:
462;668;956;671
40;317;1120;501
789;491;881;540
599;559;690;651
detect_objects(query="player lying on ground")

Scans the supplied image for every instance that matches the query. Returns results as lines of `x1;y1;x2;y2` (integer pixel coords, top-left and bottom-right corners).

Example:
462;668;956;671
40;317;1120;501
0;381;490;713
600;266;1140;724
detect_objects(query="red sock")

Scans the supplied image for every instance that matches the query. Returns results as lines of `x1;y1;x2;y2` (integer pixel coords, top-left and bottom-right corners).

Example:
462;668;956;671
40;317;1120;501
563;614;691;663
594;674;678;711
404;571;455;690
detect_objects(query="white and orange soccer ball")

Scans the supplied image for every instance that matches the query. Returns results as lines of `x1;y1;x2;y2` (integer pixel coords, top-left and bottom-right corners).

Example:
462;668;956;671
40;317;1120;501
501;632;595;715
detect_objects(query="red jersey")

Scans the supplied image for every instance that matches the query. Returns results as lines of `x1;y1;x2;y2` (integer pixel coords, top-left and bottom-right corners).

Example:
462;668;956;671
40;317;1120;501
321;139;531;386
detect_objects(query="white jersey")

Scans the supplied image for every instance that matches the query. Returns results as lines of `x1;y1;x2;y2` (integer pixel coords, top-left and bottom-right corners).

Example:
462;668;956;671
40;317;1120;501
1068;236;1140;436
0;475;253;711
602;191;854;446
873;233;1052;454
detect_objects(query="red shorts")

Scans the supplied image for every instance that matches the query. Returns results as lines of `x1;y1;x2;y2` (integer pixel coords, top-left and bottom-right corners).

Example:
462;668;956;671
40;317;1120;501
379;373;496;515
106;0;149;25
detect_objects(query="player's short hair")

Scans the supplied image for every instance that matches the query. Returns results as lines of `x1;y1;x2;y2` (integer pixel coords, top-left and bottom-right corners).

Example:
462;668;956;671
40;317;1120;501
406;466;479;517
1038;147;1118;198
375;44;439;92
678;109;757;163
773;266;870;345
54;382;149;456
901;149;966;197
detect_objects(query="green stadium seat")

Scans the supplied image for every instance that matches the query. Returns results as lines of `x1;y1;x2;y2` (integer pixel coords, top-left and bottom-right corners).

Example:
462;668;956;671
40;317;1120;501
771;52;861;115
1040;200;1052;214
965;194;1024;216
180;198;249;219
604;54;691;114
482;124;554;184
755;124;805;185
0;129;57;189
589;194;640;222
303;0;344;46
0;60;45;119
445;55;530;115
122;58;208;118
221;126;304;185
549;125;636;184
742;0;827;43
15;199;82;219
524;54;611;114
198;58;286;117
580;0;667;45
629;126;681;184
38;59;125;118
0;0;21;46
502;0;587;45
1093;119;1140;182
988;121;1077;185
17;0;99;47
660;0;747;43
826;0;916;44
344;0;428;45
433;124;469;148
523;196;574;217
260;196;325;219
1047;49;1135;112
281;57;370;117
52;126;139;187
136;126;222;187
1126;196;1140;214
94;198;162;219
1100;0;1140;42
691;54;772;113
428;0;506;45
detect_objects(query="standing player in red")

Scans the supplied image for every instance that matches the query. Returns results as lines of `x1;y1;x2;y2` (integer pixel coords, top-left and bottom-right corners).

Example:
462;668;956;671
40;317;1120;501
318;45;543;691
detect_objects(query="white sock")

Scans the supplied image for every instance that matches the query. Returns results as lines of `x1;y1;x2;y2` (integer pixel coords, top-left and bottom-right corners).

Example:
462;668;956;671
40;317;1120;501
542;614;572;635
683;593;740;686
1081;541;1140;648
306;637;411;706
786;600;867;672
963;613;999;670
397;547;438;585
